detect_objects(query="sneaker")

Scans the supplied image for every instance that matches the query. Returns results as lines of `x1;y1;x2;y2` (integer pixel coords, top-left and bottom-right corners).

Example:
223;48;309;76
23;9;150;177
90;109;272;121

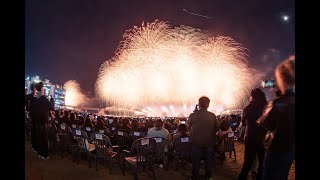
159;164;163;168
207;177;213;180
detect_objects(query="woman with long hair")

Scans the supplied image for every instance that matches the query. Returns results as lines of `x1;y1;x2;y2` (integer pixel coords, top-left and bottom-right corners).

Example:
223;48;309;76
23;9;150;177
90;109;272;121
238;88;267;180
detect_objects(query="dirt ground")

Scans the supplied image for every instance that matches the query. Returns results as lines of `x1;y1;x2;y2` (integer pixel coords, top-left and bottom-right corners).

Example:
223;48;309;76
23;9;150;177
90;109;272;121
25;141;295;180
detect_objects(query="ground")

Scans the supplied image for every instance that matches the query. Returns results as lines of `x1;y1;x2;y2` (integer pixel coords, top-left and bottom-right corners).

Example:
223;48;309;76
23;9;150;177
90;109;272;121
25;141;295;180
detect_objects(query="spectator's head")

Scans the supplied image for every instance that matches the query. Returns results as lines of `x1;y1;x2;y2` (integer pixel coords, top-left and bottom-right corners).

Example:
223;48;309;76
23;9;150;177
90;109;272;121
78;116;84;122
54;110;59;116
275;57;295;94
69;112;76;121
113;118;118;123
220;120;230;131
131;119;139;130
35;82;44;93
177;124;188;135
122;118;130;127
64;110;70;118
250;88;267;106
173;118;179;125
155;119;164;130
97;116;104;122
60;110;64;117
198;96;210;110
30;83;37;94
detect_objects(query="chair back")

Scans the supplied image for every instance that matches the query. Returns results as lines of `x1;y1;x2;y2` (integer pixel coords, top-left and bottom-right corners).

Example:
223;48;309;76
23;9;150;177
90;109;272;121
96;128;110;136
172;136;192;160
221;132;235;152
83;126;94;137
129;131;146;142
115;130;130;150
90;132;113;157
130;137;157;165
109;126;117;134
48;121;58;139
73;129;89;151
71;123;81;130
59;123;73;150
152;137;168;158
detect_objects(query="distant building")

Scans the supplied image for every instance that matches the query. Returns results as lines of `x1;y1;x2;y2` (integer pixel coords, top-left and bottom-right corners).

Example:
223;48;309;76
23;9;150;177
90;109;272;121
54;84;66;109
25;75;66;109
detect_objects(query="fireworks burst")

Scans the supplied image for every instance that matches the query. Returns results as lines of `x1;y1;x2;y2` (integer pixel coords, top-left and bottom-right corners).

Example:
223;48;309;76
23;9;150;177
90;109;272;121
95;20;255;116
64;80;85;107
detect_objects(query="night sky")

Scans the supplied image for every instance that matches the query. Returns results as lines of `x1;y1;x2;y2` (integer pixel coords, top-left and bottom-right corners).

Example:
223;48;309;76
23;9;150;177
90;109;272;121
25;0;295;95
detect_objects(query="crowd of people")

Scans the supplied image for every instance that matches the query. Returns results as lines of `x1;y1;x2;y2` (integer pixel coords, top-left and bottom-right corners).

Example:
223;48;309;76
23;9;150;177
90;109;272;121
25;56;295;180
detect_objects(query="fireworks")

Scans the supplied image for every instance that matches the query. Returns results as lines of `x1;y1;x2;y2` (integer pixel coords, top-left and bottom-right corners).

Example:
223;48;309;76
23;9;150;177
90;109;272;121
64;80;85;107
95;20;255;116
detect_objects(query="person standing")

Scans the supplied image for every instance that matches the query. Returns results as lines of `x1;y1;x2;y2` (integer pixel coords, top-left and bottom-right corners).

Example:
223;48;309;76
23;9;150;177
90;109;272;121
189;96;219;180
50;95;55;110
26;83;38;153
258;57;295;180
34;82;54;160
238;88;267;180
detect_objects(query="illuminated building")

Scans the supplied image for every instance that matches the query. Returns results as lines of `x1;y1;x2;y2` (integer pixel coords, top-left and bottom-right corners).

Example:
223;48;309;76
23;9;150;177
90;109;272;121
25;75;66;109
54;84;65;109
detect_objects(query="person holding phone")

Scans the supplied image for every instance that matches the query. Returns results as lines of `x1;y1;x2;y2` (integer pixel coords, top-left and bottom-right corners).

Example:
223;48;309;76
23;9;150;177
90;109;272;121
189;96;219;180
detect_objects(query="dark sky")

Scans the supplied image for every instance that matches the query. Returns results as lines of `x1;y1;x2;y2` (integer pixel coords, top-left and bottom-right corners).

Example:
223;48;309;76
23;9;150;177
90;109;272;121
25;0;295;95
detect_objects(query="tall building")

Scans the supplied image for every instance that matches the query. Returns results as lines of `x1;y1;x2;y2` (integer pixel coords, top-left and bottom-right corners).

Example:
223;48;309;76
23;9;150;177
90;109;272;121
43;79;52;97
54;84;65;109
25;75;66;109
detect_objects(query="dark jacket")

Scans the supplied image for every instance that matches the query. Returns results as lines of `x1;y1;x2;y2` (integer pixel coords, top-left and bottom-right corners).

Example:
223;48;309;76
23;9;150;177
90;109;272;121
50;98;55;109
257;90;295;152
242;100;267;143
25;93;36;113
189;109;219;148
33;95;54;125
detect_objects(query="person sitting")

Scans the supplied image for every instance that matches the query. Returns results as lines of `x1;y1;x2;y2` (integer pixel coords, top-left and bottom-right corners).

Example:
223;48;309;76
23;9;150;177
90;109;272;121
70;112;77;126
84;115;95;128
131;119;140;132
118;118;131;133
170;118;179;132
215;119;233;160
173;124;191;141
61;110;71;127
78;115;84;126
147;119;172;145
95;116;107;130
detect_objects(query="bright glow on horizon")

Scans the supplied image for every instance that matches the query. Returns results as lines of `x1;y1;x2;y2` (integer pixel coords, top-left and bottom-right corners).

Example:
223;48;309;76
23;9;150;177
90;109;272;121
95;20;255;116
64;80;85;107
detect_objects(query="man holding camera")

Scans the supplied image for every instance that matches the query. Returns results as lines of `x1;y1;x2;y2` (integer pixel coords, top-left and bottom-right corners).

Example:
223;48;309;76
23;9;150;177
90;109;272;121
189;96;219;180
